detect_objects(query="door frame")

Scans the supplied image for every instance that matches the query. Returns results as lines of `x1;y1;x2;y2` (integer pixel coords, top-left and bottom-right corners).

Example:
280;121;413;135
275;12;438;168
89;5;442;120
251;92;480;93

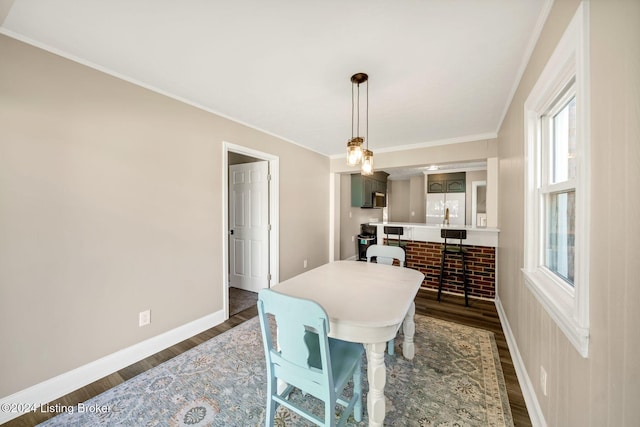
222;141;279;319
471;180;486;227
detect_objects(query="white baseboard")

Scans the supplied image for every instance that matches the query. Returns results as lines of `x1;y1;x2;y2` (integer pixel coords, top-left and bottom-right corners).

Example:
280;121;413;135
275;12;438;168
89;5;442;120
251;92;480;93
495;296;547;427
0;309;226;424
419;286;496;302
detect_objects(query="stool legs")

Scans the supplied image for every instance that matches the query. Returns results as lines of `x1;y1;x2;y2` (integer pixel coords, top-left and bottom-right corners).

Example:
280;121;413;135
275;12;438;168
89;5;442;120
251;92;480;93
462;252;469;307
437;250;446;302
438;250;469;306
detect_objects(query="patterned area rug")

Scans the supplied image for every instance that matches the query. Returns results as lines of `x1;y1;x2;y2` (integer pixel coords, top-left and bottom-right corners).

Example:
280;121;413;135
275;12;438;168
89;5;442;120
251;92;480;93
39;315;513;426
228;287;258;317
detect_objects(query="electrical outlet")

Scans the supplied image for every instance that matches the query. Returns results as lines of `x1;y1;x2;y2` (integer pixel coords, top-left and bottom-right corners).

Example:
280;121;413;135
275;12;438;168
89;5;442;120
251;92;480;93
139;310;151;327
540;366;547;396
303;259;308;268
351;235;355;242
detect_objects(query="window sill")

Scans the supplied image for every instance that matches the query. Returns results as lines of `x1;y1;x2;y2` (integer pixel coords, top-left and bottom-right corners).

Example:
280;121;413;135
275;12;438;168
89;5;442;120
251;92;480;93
522;268;589;357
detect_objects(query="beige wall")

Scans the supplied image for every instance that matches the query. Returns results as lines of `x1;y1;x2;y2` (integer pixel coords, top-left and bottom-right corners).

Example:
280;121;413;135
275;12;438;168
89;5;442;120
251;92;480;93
388;179;411;222
497;0;640;425
409;175;425;223
387;176;426;223
338;174;383;260
0;35;330;397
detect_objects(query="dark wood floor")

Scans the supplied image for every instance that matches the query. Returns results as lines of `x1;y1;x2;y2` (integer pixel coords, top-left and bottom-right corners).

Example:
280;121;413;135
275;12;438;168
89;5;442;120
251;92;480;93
5;289;531;426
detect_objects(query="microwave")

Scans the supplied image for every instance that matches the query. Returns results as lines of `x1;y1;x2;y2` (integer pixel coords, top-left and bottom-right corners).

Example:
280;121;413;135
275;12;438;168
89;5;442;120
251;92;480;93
372;192;386;208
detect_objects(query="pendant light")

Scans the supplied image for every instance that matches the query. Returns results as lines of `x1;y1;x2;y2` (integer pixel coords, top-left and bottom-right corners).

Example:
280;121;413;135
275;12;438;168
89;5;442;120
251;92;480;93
346;137;363;166
346;73;374;175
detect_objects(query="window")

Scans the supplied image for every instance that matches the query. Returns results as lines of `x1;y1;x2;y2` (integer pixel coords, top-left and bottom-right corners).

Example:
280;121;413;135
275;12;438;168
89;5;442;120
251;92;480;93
543;87;576;288
523;2;589;357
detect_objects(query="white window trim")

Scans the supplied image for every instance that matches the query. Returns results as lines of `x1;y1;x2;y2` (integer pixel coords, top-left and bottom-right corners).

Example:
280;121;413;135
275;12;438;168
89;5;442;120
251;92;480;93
523;1;590;357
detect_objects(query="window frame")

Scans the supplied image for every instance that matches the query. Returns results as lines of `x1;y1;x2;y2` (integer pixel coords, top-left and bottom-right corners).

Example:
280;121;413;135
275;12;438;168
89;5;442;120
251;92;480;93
523;1;590;357
541;85;576;290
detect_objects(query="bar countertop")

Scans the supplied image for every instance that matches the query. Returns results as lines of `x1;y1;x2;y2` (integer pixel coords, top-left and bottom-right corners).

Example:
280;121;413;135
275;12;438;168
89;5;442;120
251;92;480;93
371;222;499;247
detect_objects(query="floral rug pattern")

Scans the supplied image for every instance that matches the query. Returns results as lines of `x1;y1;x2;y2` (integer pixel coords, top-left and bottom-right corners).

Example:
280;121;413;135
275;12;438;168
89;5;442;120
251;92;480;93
40;315;513;426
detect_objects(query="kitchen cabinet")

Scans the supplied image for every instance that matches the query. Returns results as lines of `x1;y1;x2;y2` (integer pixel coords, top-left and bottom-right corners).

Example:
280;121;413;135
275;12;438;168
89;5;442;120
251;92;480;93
427;180;445;193
427;172;466;193
351;172;389;207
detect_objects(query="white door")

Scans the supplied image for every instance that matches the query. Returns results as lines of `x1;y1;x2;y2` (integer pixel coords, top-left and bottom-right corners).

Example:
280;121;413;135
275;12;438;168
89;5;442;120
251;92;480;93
229;161;269;292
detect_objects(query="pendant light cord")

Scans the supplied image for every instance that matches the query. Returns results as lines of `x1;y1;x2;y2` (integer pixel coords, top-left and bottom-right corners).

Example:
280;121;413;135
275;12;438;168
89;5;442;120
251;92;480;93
366;78;369;149
351;82;355;139
356;82;360;138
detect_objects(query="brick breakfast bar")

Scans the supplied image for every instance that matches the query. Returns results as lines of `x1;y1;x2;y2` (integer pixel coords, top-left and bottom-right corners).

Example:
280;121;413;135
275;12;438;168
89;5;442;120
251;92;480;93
373;223;499;300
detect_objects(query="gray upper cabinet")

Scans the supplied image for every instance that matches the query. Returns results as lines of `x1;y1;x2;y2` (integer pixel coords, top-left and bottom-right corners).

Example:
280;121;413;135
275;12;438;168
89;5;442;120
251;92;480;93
446;177;466;192
351;171;389;207
427;180;445;193
427;172;466;193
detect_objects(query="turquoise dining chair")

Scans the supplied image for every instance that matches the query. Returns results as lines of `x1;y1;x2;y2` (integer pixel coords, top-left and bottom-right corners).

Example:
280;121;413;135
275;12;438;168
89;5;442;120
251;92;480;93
257;289;363;427
366;244;406;355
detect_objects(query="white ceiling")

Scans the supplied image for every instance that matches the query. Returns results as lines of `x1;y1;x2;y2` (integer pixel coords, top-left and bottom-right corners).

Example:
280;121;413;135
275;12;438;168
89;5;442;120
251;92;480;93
1;0;549;158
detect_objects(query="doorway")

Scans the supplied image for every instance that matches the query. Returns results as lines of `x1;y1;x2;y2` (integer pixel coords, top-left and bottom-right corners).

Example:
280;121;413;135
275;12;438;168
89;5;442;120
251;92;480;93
471;180;487;227
222;142;279;318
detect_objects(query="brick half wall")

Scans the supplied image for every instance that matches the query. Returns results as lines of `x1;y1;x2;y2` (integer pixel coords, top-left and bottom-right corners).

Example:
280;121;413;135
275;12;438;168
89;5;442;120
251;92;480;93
389;239;496;300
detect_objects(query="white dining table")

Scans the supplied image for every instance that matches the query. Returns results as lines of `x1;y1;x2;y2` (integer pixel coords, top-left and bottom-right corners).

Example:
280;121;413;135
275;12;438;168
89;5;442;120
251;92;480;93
273;260;425;427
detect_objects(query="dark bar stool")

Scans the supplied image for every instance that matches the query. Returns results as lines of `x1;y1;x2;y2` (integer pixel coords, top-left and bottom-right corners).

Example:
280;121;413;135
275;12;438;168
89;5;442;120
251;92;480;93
383;226;407;253
437;229;469;306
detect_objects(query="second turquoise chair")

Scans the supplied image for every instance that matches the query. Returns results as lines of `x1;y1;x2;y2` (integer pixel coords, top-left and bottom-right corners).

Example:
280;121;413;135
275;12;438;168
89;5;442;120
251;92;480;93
366;244;406;355
257;288;364;427
365;244;405;267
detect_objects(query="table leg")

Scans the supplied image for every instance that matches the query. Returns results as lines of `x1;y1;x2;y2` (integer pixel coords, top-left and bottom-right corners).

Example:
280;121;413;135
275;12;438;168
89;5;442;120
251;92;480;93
276;379;288;395
402;301;416;360
365;341;387;427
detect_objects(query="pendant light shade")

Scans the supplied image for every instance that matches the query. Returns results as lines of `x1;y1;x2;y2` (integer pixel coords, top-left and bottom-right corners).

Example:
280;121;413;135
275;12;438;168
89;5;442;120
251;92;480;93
361;149;374;176
346;73;374;175
346;137;363;166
